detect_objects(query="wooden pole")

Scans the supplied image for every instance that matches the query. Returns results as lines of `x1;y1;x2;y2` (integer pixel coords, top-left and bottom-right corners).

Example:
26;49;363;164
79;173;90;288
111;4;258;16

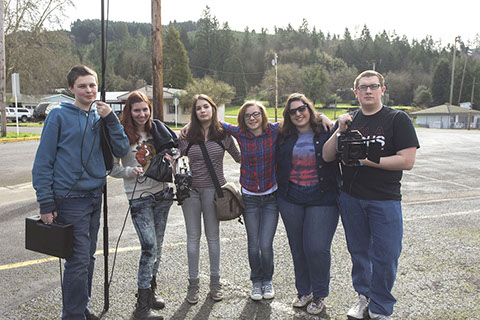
457;56;467;105
1;1;7;137
151;0;163;121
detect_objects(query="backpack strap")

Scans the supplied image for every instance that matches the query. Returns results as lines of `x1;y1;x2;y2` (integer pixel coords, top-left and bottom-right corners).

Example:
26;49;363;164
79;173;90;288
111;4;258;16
215;140;225;150
198;141;224;198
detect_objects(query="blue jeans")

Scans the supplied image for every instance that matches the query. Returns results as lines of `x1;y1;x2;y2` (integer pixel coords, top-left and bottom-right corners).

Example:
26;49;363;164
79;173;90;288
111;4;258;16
54;192;102;320
242;193;279;286
130;190;173;289
278;196;339;298
339;190;403;316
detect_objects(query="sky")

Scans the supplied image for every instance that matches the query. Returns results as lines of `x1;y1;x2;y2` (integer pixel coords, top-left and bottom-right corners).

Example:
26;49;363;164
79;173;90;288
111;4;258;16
63;0;479;47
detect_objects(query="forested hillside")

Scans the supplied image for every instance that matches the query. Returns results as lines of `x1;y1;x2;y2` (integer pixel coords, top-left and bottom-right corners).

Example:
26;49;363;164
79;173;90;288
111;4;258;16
5;6;480;108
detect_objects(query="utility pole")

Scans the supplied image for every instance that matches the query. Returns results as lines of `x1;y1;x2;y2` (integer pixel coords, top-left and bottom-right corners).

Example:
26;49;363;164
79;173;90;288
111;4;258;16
449;36;459;106
152;0;163;121
1;0;7;137
468;77;475;130
458;48;472;106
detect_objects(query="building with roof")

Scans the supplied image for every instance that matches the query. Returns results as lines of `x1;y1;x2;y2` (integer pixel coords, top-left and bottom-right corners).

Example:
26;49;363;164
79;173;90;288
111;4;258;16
410;104;480;129
117;86;194;125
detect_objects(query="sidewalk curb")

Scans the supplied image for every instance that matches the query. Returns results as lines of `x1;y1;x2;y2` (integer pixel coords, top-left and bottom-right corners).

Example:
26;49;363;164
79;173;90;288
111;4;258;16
0;137;41;143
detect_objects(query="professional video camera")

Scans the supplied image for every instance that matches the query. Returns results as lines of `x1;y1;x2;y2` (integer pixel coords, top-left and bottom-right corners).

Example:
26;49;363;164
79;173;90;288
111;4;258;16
174;156;193;205
336;120;381;165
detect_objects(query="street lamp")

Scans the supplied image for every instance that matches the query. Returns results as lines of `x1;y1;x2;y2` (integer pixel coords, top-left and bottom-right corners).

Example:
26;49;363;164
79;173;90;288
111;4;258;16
449;36;460;106
272;53;278;122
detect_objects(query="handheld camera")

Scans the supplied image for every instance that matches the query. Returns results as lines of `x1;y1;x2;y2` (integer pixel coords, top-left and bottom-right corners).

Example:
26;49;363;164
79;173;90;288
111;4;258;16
336;120;381;165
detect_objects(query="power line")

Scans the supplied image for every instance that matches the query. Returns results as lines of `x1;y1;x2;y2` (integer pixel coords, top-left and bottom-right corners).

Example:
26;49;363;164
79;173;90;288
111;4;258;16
189;64;266;75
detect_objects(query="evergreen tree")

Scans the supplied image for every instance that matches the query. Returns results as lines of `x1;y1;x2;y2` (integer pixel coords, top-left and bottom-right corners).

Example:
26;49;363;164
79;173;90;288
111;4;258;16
163;26;193;89
191;6;219;78
302;65;328;105
223;55;247;105
431;59;451;105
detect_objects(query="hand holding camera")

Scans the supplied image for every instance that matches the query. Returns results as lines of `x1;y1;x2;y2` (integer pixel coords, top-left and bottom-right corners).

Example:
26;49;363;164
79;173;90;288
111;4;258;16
335;117;381;166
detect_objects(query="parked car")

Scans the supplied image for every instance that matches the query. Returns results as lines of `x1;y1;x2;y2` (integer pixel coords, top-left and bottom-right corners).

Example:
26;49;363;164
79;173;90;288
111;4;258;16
0;107;32;123
33;102;61;120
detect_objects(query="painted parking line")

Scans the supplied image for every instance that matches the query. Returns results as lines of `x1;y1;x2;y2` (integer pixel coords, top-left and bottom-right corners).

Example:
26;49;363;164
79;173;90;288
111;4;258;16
2;207;479;272
405;172;476;190
404;209;480;222
0;240;188;272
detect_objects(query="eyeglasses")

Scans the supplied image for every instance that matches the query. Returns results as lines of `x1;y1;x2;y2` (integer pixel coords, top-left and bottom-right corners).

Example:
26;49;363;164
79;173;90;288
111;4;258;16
357;84;382;92
288;104;308;115
244;111;262;119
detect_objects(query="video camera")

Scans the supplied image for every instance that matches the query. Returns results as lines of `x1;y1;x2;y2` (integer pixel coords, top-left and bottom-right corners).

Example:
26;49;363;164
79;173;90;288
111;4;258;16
174;156;193;205
335;120;381;165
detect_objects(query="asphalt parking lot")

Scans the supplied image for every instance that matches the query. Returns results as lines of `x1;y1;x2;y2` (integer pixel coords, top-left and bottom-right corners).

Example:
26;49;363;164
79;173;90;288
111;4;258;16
1;128;479;319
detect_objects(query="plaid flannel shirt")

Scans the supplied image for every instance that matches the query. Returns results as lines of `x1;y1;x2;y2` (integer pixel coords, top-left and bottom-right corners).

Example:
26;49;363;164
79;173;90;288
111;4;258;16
221;121;280;193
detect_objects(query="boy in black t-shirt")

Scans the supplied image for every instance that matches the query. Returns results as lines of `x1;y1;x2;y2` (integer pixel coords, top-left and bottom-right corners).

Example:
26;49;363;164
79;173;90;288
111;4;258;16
323;70;419;320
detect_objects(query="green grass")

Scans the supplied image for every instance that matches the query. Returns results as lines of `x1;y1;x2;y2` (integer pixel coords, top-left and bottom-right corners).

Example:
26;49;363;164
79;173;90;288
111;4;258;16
0;132;41;139
226;103;411;123
225;104;353;122
6;122;44;127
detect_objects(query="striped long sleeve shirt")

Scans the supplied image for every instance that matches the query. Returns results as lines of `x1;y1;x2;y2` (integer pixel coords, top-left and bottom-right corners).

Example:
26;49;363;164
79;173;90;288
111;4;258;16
179;134;241;188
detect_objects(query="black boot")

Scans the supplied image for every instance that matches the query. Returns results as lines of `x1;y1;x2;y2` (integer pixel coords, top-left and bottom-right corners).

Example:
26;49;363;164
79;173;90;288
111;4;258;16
133;288;163;320
150;276;165;309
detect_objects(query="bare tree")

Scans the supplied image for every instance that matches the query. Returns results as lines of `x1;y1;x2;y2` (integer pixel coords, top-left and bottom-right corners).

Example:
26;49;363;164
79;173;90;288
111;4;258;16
4;0;74;88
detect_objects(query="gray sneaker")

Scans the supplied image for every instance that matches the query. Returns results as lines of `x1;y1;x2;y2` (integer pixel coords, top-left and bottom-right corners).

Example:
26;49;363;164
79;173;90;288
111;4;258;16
368;309;392;320
186;278;199;304
250;285;263;301
306;297;325;315
347;294;369;319
209;275;223;301
292;293;313;308
262;283;275;299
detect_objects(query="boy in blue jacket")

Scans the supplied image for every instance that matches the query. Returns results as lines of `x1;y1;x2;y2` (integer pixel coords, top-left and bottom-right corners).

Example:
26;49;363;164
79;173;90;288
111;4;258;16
32;65;130;320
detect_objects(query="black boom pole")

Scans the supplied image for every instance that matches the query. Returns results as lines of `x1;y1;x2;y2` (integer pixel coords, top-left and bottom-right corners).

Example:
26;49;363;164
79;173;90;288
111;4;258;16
100;0;110;314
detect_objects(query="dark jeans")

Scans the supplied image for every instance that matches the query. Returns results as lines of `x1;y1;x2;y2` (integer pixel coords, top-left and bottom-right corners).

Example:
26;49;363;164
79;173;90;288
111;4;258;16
339;191;403;316
130;190;173;289
55;192;102;320
242;192;279;286
278;196;339;298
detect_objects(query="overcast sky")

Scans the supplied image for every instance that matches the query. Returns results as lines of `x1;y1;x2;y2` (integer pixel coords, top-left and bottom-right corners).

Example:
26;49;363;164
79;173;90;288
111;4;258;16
64;0;479;47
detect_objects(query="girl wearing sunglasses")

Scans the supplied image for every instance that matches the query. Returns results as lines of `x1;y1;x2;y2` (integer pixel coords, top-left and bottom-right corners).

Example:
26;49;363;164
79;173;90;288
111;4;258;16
181;98;333;301
276;93;340;315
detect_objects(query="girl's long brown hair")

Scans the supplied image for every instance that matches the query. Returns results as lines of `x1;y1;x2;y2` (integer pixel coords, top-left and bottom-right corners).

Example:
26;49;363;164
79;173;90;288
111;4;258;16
278;93;323;143
120;91;152;145
186;94;225;144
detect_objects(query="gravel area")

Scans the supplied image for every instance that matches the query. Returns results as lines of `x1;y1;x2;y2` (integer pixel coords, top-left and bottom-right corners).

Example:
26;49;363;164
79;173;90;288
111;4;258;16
2;128;480;319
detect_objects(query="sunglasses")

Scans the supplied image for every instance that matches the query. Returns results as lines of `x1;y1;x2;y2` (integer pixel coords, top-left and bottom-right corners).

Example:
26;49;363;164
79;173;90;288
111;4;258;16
288;104;308;115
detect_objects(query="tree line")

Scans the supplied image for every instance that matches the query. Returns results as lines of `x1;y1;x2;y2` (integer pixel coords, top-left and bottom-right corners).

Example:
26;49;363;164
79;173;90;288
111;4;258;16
5;5;480;109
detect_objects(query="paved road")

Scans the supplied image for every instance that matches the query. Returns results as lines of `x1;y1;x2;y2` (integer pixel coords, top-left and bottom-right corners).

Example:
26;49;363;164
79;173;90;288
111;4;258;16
0;128;479;319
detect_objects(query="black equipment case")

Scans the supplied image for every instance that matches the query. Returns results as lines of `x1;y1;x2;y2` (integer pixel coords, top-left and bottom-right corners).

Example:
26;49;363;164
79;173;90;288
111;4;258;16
25;216;73;258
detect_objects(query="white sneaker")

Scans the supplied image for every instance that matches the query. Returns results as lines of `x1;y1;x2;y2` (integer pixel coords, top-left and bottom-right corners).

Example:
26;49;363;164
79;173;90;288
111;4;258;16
262;283;275;299
251;285;263;301
347;294;369;319
369;309;392;320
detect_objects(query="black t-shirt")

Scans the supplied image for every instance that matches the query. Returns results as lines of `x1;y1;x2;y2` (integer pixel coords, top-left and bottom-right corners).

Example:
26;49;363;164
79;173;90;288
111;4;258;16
341;106;420;200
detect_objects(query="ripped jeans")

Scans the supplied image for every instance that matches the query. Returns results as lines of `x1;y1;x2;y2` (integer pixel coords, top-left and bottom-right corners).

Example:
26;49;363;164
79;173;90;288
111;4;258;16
129;189;173;289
